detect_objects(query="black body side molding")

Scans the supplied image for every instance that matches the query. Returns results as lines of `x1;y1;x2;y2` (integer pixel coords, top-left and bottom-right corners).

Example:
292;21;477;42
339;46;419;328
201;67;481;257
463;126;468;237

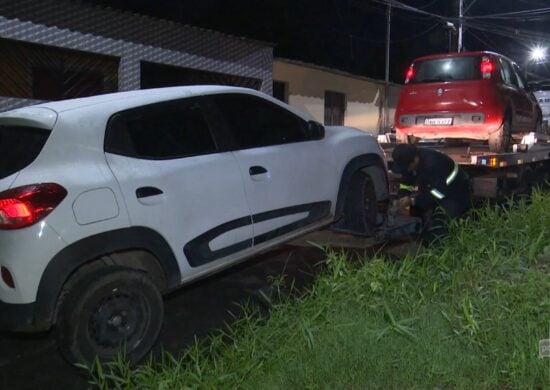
184;201;331;267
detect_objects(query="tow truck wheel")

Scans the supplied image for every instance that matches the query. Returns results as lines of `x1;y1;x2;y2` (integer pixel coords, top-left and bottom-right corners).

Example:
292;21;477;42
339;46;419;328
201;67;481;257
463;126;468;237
488;117;512;153
534;119;543;134
535;164;550;188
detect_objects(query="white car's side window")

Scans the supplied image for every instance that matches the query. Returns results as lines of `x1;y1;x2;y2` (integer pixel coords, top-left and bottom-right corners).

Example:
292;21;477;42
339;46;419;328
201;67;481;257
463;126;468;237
105;98;218;159
209;94;310;149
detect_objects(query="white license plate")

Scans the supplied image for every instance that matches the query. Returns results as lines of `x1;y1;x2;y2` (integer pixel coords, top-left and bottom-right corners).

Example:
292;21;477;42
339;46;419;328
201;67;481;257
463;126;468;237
424;117;453;125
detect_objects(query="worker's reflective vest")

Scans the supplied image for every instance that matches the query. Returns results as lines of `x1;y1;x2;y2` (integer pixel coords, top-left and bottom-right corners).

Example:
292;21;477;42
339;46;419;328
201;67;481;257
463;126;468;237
399;162;459;200
399;183;417;192
429;162;459;200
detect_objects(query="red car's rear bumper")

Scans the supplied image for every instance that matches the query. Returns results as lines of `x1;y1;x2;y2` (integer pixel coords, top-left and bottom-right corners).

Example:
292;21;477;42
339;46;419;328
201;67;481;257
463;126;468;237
395;113;502;140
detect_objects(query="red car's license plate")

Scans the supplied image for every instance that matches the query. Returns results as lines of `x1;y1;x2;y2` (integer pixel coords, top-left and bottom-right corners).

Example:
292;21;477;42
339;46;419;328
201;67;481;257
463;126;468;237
424;117;453;125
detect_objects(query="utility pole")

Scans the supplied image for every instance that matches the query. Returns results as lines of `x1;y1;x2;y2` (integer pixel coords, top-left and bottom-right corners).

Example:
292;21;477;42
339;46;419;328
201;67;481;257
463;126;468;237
457;0;464;52
383;4;391;133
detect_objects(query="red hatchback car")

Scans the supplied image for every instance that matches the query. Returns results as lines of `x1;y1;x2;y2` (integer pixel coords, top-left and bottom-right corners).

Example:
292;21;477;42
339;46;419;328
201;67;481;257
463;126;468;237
395;51;542;152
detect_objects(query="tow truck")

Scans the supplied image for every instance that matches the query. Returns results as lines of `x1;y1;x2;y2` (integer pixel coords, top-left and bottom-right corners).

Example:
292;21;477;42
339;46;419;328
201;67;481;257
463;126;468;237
379;132;550;201
366;132;550;239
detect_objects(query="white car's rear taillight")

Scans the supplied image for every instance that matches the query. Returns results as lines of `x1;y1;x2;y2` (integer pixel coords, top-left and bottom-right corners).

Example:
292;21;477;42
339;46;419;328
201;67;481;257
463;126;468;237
0;183;67;229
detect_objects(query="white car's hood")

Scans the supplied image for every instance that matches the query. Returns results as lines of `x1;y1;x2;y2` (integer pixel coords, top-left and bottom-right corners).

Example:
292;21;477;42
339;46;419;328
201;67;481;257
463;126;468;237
324;125;377;143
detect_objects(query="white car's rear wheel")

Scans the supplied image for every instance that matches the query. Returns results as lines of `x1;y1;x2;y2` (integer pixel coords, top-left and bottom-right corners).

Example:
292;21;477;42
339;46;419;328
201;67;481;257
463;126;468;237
55;266;163;366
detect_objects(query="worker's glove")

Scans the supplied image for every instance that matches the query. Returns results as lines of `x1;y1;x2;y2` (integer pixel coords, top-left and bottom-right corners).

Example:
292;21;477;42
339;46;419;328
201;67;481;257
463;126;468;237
396;196;412;216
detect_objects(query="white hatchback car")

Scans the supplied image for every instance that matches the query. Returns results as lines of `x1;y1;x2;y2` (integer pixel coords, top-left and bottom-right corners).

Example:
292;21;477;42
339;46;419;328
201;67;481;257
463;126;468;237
0;86;388;364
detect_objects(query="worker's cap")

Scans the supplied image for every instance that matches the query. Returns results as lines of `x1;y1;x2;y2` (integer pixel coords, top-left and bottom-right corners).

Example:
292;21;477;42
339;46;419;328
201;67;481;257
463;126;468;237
391;144;417;174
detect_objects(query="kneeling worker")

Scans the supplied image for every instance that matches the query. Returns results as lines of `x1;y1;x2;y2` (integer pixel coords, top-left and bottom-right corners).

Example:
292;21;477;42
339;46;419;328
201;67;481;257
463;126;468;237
391;144;471;243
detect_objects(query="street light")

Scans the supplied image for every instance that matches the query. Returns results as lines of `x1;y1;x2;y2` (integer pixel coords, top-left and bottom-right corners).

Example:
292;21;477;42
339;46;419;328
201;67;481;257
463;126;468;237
525;46;548;86
530;46;547;63
444;21;456;53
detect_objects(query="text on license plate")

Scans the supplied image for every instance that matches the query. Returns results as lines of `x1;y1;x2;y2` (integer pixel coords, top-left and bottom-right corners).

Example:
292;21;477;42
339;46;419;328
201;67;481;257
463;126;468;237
424;117;453;125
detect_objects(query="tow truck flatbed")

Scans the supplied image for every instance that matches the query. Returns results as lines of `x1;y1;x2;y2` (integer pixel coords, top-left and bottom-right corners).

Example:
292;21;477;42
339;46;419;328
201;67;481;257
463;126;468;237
380;135;550;200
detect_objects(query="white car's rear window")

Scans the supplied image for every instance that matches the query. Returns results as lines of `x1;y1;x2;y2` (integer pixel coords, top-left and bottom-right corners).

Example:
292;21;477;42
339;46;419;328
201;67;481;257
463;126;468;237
0;125;49;179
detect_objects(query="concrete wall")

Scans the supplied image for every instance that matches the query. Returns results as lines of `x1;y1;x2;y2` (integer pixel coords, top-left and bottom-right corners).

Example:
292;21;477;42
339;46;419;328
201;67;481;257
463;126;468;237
273;59;402;135
0;0;273;111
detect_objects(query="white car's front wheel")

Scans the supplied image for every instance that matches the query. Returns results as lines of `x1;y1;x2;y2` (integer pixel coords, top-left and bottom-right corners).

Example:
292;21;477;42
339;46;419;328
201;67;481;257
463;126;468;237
342;171;378;236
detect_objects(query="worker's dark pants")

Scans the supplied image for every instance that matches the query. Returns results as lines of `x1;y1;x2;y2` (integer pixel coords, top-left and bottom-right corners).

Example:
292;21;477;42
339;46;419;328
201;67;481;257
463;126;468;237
413;199;468;245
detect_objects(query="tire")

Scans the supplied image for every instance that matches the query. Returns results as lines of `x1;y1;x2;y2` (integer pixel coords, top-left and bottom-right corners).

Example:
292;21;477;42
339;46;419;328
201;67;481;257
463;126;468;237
55;266;164;366
535;163;550;189
488;117;512;153
534;119;543;134
342;171;378;235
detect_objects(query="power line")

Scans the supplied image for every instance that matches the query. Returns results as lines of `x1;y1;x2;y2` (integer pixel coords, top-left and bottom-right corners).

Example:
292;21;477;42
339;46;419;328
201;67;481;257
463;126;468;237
373;0;550;23
371;0;550;43
391;22;441;42
467;28;504;52
464;0;480;14
462;19;550;41
371;0;449;21
468;7;550;19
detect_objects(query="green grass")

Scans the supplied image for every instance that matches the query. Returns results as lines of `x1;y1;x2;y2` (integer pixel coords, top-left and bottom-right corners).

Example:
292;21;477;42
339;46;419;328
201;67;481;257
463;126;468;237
88;192;550;389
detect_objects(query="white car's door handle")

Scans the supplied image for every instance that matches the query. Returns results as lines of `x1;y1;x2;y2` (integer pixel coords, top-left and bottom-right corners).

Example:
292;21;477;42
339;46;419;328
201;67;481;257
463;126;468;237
249;166;267;175
249;166;270;181
136;186;163;198
136;186;166;205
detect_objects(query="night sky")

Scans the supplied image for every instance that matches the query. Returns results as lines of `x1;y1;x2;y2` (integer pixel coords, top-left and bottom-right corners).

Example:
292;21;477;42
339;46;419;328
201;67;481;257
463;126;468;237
83;0;550;83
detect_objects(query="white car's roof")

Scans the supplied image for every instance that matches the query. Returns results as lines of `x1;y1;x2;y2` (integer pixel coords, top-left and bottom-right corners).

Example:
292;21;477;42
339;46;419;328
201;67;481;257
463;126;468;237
0;85;313;130
34;85;251;113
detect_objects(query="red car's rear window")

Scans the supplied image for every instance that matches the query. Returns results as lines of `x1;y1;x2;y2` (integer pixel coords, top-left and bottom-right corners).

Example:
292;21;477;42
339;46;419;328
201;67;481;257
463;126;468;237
410;56;481;83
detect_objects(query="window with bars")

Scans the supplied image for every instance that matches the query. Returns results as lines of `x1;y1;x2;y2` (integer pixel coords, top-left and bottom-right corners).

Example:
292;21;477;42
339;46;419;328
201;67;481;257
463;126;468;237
140;61;262;90
272;80;288;103
0;39;118;100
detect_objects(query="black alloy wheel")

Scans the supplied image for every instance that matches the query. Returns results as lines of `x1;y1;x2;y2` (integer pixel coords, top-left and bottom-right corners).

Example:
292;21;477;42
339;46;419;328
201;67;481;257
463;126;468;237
56;266;164;366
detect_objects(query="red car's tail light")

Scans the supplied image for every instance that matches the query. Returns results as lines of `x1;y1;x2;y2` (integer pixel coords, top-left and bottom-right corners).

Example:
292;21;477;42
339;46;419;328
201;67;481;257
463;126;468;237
405;66;414;83
481;56;493;79
0;183;67;229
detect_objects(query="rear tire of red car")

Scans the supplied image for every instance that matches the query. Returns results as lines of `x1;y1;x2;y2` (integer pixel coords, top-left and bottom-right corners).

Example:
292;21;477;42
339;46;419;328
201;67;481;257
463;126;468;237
488;117;512;153
55;266;164;367
535;119;543;134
